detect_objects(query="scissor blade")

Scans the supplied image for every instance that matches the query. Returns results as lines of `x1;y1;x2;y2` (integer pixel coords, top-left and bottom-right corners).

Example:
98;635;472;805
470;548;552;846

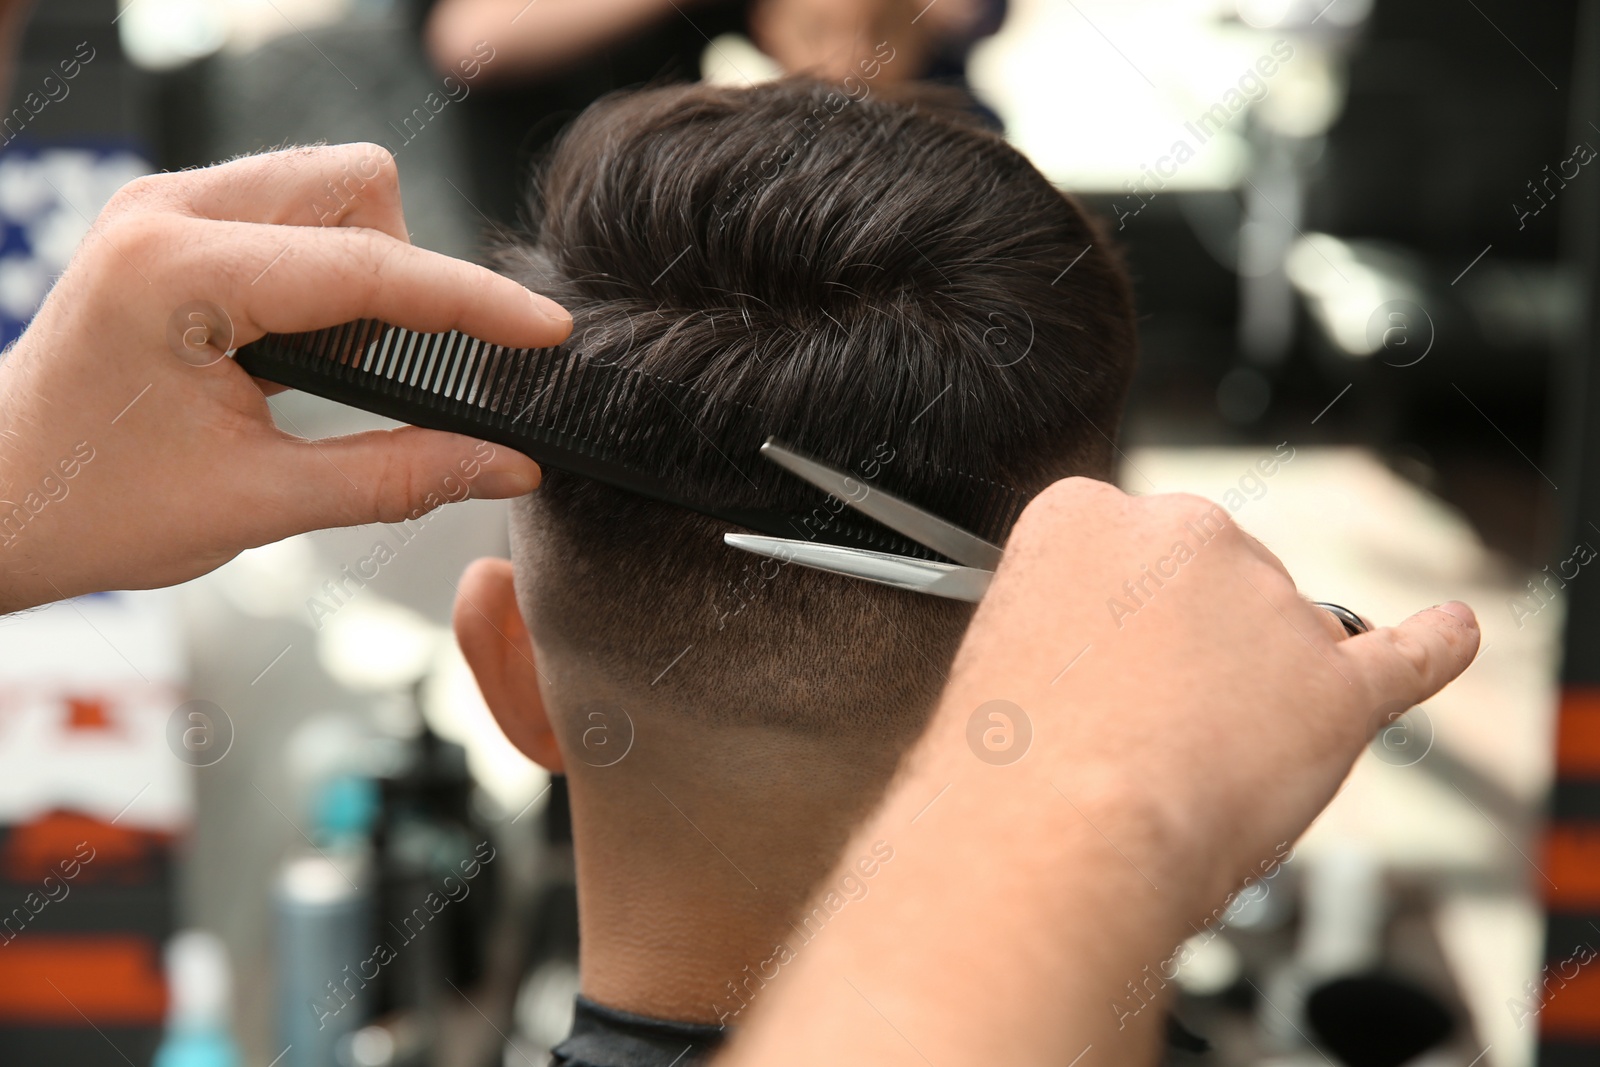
760;439;1004;570
724;534;992;603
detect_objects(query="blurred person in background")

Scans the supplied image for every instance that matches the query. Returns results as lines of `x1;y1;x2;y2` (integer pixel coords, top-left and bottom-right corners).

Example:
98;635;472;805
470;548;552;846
411;0;1003;226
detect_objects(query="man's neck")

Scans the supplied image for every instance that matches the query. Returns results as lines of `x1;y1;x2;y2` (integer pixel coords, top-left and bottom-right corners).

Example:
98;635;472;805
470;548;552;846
562;718;906;1026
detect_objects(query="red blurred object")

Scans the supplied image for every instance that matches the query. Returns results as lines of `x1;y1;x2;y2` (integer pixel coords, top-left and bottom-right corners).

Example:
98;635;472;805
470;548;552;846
0;934;166;1024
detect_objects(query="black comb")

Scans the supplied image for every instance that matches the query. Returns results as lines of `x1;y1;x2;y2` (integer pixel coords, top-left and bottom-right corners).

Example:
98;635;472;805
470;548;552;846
234;320;1028;561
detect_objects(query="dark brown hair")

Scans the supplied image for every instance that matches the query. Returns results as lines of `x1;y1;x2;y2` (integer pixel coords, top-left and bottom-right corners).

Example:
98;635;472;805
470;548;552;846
499;78;1137;734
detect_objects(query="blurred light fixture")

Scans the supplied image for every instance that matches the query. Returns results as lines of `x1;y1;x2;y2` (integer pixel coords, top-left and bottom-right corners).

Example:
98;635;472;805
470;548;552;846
1256;51;1345;138
701;33;783;87
1236;0;1296;29
226;0;356;55
1174;932;1244;996
968;1;1263;192
1237;0;1373;29
1285;233;1424;357
315;595;440;692
119;0;360;69
340;1027;395;1067
118;0;228;71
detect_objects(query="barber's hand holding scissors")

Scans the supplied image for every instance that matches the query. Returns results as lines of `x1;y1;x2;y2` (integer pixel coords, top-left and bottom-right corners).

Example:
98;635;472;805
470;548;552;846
0;144;570;614
726;478;1480;1066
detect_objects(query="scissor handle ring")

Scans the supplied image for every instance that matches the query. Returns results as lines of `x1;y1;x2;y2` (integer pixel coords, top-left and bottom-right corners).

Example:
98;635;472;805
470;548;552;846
1314;601;1369;637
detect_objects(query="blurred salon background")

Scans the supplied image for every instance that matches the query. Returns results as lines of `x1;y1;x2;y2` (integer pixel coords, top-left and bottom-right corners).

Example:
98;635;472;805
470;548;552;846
0;0;1592;1064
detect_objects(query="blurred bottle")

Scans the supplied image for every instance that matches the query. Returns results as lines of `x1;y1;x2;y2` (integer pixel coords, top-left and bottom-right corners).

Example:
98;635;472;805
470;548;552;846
276;773;380;1067
153;930;242;1067
370;722;492;1042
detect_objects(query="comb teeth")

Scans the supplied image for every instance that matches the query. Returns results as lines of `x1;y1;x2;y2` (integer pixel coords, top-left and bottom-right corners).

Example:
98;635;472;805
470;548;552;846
235;321;1029;561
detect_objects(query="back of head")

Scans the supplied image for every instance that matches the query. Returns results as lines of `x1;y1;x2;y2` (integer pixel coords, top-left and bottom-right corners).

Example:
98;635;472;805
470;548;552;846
499;78;1136;743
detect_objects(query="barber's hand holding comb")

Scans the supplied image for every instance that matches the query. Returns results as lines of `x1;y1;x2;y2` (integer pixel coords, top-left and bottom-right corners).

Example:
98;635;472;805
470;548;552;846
0;144;570;612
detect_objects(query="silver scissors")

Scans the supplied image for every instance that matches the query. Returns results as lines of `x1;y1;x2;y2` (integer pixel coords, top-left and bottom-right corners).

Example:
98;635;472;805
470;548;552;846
722;438;1375;633
721;438;1002;602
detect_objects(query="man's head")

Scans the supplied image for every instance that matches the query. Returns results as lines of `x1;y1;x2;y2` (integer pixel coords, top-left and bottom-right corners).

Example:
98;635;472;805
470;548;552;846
455;78;1132;912
457;76;1133;747
453;76;1135;1014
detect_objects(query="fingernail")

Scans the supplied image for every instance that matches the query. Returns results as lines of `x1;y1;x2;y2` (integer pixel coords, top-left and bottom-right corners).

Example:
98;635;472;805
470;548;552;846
529;289;572;328
469;468;539;499
1434;601;1477;627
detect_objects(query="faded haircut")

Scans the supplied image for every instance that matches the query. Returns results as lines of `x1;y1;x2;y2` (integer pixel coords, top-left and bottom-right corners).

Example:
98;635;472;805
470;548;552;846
497;78;1137;736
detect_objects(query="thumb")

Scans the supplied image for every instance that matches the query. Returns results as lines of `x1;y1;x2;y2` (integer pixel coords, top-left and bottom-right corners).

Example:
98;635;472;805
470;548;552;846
1338;601;1481;715
283;426;540;529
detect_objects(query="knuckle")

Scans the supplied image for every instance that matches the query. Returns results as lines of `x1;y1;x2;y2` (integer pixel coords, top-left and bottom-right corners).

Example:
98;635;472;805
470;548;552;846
1160;492;1234;533
357;230;401;288
1014;476;1098;538
350;142;398;185
368;454;421;526
1032;475;1113;511
274;144;399;226
1249;566;1298;611
90;212;166;278
336;142;398;195
1159;491;1207;515
1386;627;1433;679
100;210;161;252
100;172;172;220
267;143;347;170
331;143;399;208
463;261;500;310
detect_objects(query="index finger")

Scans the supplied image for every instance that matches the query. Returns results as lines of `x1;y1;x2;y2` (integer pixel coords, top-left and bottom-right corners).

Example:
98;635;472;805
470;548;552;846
168;217;571;350
141;144;410;237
